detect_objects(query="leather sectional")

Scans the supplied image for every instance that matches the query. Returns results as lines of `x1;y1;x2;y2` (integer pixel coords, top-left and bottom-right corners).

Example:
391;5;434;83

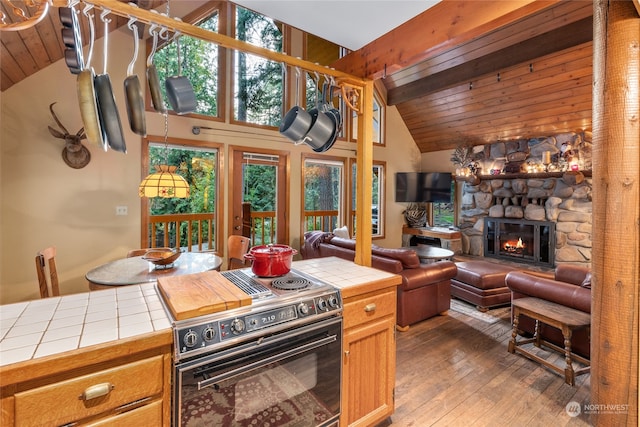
301;231;457;329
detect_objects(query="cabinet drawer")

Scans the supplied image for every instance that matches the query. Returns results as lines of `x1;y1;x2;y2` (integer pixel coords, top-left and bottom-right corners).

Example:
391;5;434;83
85;399;163;426
15;355;164;427
343;289;396;329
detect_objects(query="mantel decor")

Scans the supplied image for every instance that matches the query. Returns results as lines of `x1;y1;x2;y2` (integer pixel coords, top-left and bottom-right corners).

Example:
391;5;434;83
403;203;427;228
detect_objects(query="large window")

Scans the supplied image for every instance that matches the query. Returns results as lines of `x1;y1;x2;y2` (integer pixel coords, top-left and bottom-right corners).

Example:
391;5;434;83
302;157;345;233
233;7;284;126
153;13;219;117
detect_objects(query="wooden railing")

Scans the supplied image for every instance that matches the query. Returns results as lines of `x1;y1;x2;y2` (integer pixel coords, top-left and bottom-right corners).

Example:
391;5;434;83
250;211;277;246
147;209;340;252
147;213;215;252
303;210;339;233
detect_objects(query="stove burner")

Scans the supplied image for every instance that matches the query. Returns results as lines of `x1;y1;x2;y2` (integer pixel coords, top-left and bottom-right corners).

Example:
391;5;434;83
271;276;311;290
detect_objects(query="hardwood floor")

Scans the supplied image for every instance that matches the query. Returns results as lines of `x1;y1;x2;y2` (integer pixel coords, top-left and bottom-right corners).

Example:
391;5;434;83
384;299;593;426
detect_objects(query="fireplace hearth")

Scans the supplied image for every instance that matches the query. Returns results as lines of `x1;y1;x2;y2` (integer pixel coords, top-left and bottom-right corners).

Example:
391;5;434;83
484;218;555;267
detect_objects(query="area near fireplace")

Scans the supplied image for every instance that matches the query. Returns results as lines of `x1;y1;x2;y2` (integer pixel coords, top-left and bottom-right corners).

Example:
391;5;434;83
456;131;592;268
484;218;555;267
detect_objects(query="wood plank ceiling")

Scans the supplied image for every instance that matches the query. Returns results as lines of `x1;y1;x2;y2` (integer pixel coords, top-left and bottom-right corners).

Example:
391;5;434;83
384;1;594;152
0;0;163;92
2;1;595;153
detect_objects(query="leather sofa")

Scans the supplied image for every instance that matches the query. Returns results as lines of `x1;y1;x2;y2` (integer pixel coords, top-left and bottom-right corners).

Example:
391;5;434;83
505;264;591;358
301;231;458;328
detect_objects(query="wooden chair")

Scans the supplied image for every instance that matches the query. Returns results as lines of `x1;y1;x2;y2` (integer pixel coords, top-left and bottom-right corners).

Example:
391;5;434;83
227;235;250;270
35;246;60;298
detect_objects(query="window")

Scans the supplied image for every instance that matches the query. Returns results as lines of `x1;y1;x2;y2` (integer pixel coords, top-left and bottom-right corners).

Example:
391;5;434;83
351;89;385;144
350;161;385;238
233;7;284;126
142;140;221;252
302;157;346;233
153;13;219;117
430;180;456;227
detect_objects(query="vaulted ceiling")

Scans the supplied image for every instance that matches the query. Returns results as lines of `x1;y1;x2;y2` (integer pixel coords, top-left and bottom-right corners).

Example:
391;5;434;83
1;0;597;153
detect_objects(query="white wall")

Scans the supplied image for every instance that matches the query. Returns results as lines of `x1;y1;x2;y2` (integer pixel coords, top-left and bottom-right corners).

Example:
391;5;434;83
0;28;420;304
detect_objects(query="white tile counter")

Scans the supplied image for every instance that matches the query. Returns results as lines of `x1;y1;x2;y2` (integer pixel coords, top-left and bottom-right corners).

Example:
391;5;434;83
293;257;402;297
0;257;398;367
0;284;170;367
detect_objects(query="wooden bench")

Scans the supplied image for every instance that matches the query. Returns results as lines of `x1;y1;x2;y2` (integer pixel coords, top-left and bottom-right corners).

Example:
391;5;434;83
508;297;591;386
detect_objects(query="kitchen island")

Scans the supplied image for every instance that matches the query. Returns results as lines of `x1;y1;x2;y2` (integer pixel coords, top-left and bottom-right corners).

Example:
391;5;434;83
0;257;401;427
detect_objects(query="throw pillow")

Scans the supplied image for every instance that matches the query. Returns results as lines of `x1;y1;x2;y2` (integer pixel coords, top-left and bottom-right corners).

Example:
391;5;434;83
333;226;351;239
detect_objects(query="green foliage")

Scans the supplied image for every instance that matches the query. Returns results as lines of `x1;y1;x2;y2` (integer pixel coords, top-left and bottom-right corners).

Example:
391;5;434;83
242;164;276;211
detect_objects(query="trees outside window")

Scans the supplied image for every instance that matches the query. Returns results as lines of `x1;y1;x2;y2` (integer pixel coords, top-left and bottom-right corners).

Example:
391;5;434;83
303;158;345;232
234;7;283;126
153;13;219;117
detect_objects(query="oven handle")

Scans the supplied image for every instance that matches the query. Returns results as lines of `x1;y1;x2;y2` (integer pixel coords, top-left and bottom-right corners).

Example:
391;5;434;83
197;334;337;390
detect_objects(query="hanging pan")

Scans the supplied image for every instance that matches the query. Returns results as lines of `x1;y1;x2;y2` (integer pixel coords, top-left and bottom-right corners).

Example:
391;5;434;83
165;30;197;115
76;4;104;149
59;6;83;74
94;9;126;153
146;21;166;113
123;16;146;136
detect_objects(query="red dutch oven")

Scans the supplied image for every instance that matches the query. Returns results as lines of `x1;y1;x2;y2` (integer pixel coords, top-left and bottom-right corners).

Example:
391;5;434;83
244;244;298;277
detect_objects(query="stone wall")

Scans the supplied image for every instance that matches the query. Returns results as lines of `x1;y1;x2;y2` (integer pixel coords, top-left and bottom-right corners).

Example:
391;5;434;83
457;132;592;267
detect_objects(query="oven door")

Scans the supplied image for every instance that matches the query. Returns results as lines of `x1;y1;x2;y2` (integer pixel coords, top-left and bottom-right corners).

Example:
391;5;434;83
174;316;342;427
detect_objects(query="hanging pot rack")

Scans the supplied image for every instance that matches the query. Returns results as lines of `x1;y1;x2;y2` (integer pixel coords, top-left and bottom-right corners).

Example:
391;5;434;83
52;0;376;265
52;0;365;112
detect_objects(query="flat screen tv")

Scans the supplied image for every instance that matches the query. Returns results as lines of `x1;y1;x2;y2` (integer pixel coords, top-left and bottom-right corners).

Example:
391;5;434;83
395;172;452;203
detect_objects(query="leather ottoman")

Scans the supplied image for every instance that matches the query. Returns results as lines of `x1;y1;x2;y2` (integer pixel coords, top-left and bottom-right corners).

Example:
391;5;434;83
451;261;516;311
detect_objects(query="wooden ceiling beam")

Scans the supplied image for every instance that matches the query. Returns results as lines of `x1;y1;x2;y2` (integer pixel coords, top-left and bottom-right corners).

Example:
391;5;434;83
387;16;592;105
331;0;562;80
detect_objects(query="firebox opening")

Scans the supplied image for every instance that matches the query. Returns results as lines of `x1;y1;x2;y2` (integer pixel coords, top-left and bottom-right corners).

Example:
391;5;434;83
484;218;555;267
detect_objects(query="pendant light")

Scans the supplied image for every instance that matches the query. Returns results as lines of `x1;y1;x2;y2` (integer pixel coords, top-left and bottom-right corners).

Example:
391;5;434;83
138;112;190;198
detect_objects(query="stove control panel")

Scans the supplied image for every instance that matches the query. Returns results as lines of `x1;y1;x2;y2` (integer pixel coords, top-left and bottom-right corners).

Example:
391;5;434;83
175;291;342;356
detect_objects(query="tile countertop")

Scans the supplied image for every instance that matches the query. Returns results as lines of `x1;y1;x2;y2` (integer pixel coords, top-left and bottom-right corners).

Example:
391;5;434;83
0;284;171;367
293;257;403;298
0;257;399;367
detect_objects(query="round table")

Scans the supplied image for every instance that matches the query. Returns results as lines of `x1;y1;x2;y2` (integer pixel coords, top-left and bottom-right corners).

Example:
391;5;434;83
413;246;455;263
86;252;223;290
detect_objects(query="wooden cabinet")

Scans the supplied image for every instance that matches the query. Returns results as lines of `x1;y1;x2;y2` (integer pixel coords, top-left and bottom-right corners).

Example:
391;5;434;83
0;333;172;427
341;287;397;427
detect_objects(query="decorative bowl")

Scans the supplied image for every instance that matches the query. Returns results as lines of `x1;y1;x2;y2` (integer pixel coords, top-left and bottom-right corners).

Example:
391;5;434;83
142;248;181;266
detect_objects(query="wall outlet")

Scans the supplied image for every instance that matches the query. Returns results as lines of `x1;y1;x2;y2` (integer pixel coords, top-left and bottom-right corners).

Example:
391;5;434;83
116;206;128;216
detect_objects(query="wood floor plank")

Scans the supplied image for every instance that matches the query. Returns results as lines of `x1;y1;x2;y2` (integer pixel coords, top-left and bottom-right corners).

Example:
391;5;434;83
385;299;593;427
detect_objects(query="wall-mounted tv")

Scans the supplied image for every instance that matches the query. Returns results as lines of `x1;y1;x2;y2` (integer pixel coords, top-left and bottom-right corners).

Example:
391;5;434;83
395;172;452;203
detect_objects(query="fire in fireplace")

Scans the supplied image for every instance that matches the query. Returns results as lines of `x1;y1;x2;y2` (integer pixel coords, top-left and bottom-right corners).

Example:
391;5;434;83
503;237;526;256
484;218;555;267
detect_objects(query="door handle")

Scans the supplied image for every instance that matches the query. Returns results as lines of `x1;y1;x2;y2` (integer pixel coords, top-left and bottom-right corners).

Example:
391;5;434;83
234;226;241;230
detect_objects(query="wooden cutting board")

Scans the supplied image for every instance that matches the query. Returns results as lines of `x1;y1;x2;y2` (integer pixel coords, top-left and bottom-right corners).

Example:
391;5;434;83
157;270;252;320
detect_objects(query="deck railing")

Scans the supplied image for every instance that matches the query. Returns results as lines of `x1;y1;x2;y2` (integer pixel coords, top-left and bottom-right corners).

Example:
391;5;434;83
303;210;339;233
147;213;215;252
147;209;340;252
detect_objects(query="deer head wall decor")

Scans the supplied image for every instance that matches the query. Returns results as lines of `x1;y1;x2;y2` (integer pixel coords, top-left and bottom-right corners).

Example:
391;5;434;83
47;102;91;169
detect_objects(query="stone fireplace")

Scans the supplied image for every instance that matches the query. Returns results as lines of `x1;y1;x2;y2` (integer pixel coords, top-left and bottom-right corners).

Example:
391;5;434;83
456;132;592;268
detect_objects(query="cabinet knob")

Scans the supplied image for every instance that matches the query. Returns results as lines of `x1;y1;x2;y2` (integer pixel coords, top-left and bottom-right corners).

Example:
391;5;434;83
344;350;350;356
364;303;377;312
79;383;114;401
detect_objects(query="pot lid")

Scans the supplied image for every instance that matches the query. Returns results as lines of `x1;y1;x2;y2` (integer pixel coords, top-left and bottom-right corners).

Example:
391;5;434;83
249;244;294;255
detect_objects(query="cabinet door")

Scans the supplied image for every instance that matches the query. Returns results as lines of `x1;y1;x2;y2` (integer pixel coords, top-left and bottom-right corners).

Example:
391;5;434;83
342;315;396;427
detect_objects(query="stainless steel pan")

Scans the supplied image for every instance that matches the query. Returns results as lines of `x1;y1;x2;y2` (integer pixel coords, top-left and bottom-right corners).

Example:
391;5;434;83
123;18;146;136
94;9;126;153
146;22;166;113
165;33;197;115
59;7;83;74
